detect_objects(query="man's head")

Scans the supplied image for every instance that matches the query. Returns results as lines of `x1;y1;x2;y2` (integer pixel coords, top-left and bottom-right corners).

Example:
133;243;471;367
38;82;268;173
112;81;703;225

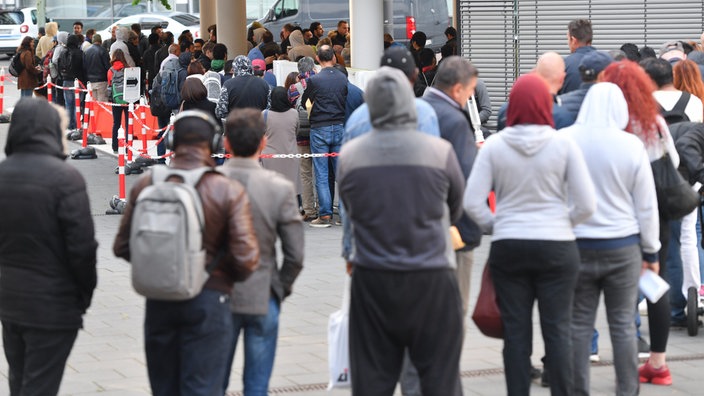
620;43;640;62
642;58;674;88
151;26;163;40
434;56;479;106
92;34;102;45
213;43;227;60
202;41;215;59
297;56;315;77
410;31;427;50
208;24;217;42
380;46;418;83
310;22;324;38
163;31;175;46
72;21;83;35
282;23;295;40
168;43;180;56
171;110;220;153
660;41;686;62
224;108;266;158
110;25;117;40
444;27;457;40
337;20;348;36
534;51;566;94
579;50;613;82
302;29;313;43
147;33;159;46
131;23;141;36
419;48;436;69
567;19;593;52
194;38;205;52
317;45;335;66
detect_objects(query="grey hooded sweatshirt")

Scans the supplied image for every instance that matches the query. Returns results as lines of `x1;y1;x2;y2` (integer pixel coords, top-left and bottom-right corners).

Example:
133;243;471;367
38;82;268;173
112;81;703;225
338;67;465;271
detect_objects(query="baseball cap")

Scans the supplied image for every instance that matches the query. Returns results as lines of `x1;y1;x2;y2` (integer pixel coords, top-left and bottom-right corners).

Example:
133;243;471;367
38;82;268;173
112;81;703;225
659;41;686;61
578;51;613;79
252;59;266;71
379;46;416;78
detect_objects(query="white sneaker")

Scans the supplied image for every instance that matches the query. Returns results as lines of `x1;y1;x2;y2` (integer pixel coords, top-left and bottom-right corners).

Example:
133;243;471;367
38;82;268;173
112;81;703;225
638;299;648;316
589;354;600;363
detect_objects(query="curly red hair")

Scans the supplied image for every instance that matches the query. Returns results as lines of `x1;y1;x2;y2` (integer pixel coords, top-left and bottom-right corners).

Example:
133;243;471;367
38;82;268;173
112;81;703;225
674;60;704;114
599;60;659;144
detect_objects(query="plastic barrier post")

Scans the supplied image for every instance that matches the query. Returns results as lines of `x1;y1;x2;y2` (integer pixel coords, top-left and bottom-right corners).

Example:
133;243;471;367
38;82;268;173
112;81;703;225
47;75;52;103
127;102;134;162
75;79;86;148
83;82;91;139
140;99;148;156
118;127;126;200
0;67;5;115
89;87;95;134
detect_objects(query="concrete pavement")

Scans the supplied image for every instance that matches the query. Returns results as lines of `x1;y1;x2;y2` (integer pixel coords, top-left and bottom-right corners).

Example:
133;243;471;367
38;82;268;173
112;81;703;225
0;74;703;395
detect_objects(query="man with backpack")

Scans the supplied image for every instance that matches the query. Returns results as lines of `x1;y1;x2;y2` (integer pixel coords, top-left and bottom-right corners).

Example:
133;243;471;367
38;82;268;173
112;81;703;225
58;34;86;131
219;108;304;395
113;110;260;396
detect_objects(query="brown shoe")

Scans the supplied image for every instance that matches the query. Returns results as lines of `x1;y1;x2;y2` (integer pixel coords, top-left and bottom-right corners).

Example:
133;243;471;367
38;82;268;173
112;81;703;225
309;216;332;228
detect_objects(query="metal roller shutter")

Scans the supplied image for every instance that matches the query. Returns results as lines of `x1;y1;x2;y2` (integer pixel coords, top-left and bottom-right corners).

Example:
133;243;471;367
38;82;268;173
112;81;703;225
458;0;704;131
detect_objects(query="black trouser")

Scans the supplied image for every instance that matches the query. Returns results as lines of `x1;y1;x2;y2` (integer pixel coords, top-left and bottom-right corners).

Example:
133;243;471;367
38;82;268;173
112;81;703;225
489;239;579;396
349;266;463;396
112;106;130;152
2;321;78;396
646;216;672;352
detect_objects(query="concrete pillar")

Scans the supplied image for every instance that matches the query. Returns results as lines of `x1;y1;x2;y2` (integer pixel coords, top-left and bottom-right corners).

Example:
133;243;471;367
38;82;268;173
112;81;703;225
199;0;216;41
216;0;248;57
350;0;384;70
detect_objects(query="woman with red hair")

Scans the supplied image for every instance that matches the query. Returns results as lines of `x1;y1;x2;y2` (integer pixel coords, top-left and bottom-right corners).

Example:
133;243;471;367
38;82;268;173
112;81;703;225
674;59;704;119
464;73;596;395
601;60;678;386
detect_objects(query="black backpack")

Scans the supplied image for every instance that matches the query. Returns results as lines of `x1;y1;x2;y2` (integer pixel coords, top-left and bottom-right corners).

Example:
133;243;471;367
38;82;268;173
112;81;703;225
149;73;172;118
58;48;72;80
660;92;691;125
8;51;24;77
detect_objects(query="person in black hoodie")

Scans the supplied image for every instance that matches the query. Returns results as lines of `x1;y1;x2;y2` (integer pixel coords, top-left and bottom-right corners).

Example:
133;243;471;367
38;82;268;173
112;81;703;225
59;34;86;130
0;98;98;396
142;33;161;92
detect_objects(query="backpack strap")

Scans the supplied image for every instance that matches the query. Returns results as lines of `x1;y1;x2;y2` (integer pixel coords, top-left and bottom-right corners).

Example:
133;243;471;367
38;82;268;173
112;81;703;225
671;91;691;117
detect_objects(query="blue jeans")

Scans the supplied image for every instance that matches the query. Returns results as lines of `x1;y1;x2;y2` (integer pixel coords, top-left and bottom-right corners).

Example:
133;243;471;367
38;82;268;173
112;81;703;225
310;124;343;217
144;288;233;396
223;296;280;396
64;88;76;130
666;219;686;322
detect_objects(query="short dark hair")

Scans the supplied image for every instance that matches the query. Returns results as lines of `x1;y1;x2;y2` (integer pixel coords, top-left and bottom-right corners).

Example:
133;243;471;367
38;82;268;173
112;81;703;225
164;31;174;45
333;63;348;77
419;48;436;68
620;43;640;62
73;21;83;28
203;41;215;54
310;21;321;31
150;26;162;34
173;113;217;150
411;31;427;48
225;108;266;157
444;27;457;38
212;43;227;60
194;38;205;46
262;30;274;44
131;23;141;34
180;40;192;53
568;19;592;44
642;58;673;88
317;45;334;62
148;33;159;45
640;46;657;60
283;23;296;33
337;20;348;28
434;56;478;92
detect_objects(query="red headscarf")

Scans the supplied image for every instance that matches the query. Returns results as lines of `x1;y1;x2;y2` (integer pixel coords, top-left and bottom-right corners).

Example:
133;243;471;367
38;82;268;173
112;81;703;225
506;74;555;128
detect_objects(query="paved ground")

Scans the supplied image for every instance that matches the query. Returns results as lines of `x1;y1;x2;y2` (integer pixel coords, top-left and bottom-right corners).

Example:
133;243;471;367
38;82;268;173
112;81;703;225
1;62;704;395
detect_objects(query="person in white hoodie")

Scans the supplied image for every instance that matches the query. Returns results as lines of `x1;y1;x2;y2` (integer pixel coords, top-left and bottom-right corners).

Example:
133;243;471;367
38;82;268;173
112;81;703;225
563;82;660;396
464;73;596;396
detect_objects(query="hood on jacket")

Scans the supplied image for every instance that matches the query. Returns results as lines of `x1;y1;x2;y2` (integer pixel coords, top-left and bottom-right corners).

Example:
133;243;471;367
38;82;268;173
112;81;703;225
574;82;629;130
366;66;417;131
45;22;58;38
252;27;266;45
5;98;67;159
500;124;556;156
506;73;554;128
115;26;129;42
289;30;305;47
56;31;68;45
66;34;81;49
179;51;192;67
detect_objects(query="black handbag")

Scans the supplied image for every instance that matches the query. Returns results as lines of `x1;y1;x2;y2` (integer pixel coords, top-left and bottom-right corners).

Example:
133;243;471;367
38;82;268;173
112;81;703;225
651;152;700;220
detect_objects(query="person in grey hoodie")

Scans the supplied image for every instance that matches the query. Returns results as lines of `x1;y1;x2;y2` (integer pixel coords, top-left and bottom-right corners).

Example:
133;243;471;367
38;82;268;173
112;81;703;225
338;67;465;396
564;82;659;396
464;73;596;396
109;27;135;68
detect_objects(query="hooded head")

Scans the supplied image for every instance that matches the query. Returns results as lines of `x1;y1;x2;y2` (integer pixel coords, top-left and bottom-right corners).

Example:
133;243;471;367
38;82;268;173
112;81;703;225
365;67;417;131
234;55;252;77
575;82;629;130
506;74;554;128
66;34;81;49
116;26;130;42
45;22;58;38
289;30;305;47
56;31;69;46
5;99;68;159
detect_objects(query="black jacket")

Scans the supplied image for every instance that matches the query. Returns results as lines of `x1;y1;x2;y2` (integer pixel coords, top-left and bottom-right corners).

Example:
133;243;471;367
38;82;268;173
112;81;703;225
142;43;161;88
670;121;704;186
301;67;348;128
423;88;482;250
83;43;110;83
0;98;98;329
61;34;86;83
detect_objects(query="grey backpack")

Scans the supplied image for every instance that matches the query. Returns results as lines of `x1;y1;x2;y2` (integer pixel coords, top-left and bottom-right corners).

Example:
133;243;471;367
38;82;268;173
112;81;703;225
129;166;216;301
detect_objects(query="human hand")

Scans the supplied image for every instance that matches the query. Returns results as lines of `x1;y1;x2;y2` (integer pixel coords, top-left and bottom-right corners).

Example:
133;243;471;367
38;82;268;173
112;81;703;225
642;260;659;275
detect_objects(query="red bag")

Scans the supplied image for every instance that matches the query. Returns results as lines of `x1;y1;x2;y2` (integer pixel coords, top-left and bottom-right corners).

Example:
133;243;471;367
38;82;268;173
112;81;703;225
472;263;503;339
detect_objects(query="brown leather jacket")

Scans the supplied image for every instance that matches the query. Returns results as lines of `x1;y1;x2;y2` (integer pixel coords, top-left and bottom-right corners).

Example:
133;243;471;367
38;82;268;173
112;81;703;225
113;145;259;294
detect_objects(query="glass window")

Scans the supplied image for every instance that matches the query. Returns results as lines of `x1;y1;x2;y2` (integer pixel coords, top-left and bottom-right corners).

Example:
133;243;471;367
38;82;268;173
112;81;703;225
273;0;299;20
30;9;37;25
0;11;24;25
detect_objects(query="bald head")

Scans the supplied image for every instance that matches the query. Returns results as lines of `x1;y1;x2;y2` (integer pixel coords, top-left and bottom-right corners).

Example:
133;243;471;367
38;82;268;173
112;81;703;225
168;43;181;56
534;51;566;94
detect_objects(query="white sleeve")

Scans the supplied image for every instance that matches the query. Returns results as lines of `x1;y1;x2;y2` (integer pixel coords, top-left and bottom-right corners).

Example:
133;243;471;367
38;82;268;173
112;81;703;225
565;139;597;226
463;143;495;234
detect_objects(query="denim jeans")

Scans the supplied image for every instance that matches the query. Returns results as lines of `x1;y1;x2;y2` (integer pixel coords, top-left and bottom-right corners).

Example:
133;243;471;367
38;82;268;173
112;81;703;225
144;288;233;396
64;88;76;130
667;219;687;322
223;296;280;396
572;244;641;396
310;124;343;217
490;239;579;396
157;113;171;162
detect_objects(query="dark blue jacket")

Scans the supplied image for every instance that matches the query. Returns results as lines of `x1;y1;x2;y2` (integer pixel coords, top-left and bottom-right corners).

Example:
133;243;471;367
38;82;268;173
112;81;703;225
344;82;364;126
554;82;595;129
560;46;596;95
301;67;348;128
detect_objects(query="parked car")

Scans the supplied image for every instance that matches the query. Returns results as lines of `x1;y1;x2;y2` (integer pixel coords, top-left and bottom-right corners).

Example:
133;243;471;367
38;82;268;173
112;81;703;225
99;13;201;40
0;7;43;56
256;0;450;51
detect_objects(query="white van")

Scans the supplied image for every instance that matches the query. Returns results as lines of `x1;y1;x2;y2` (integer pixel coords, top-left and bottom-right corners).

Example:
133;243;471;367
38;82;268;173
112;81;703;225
257;0;450;51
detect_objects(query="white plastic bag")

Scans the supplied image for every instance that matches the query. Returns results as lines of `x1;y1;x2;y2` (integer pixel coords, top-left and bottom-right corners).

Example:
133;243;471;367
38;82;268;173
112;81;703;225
327;275;352;390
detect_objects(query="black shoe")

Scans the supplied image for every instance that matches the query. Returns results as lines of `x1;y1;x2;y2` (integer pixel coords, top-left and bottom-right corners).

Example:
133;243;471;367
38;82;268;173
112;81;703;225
541;368;549;388
530;366;542;380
